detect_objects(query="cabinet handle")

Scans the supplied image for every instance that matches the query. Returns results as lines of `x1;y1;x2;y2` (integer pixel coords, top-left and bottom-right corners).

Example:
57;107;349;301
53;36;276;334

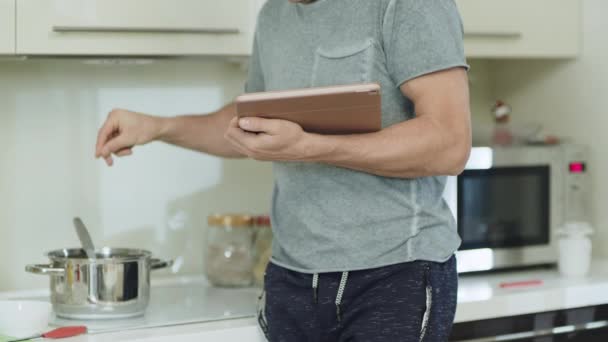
52;26;240;34
464;30;523;39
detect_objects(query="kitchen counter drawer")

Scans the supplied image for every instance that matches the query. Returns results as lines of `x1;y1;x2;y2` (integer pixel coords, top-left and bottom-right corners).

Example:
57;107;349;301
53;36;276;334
451;304;608;341
0;0;15;54
457;0;581;58
16;0;256;56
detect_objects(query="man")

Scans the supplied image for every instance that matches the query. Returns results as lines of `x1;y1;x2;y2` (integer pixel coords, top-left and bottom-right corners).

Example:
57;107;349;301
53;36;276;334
95;0;471;340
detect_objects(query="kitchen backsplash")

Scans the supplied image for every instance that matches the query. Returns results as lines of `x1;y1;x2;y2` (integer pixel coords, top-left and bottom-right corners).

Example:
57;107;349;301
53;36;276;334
0;58;491;291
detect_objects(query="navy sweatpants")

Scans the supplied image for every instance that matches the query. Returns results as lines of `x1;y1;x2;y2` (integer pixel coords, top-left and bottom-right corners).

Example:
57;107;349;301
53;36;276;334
258;256;458;342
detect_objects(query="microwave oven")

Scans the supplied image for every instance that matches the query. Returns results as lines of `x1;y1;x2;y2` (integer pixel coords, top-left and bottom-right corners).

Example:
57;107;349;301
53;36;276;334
443;145;589;273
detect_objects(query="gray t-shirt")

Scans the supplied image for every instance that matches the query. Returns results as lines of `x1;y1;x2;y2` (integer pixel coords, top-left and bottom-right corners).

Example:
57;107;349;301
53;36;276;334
246;0;468;273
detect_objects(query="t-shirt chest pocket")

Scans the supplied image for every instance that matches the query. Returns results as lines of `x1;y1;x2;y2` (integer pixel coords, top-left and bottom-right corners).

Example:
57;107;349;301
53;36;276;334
311;39;376;87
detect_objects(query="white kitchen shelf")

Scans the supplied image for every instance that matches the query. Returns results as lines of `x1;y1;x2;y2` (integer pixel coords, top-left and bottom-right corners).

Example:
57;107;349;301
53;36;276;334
0;0;15;54
15;0;258;56
3;0;581;59
457;0;581;58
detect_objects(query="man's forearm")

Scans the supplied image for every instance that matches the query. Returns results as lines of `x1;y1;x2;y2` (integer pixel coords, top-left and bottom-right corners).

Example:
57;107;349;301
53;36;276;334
157;103;245;158
307;115;471;178
221;68;470;176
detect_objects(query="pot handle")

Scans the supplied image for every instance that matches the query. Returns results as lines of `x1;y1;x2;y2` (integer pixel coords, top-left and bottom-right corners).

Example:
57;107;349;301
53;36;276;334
150;258;174;271
25;264;65;276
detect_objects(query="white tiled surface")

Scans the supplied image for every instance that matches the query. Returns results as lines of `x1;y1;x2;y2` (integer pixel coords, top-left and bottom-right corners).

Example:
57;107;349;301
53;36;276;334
1;281;259;335
0;276;265;342
64;318;265;342
0;58;274;292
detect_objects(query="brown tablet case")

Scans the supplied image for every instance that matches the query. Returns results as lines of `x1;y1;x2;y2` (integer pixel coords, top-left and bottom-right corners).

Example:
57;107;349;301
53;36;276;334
235;83;382;135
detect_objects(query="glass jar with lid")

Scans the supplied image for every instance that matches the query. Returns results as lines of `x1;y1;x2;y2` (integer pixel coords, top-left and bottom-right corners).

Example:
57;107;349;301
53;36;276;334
253;215;273;287
205;214;255;287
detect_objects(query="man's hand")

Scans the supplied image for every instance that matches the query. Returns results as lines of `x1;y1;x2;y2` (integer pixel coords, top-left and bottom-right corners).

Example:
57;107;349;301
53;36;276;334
224;116;315;161
95;109;165;166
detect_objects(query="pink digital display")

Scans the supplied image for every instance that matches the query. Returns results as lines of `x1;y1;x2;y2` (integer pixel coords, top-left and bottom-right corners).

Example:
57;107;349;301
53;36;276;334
569;162;586;173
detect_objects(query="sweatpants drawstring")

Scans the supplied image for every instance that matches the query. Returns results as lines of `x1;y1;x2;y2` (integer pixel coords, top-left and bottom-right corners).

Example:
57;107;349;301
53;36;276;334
311;271;350;322
335;272;349;322
312;273;319;304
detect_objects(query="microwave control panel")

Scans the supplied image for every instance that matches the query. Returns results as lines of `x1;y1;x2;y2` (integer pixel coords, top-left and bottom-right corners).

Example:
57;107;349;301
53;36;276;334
562;145;589;222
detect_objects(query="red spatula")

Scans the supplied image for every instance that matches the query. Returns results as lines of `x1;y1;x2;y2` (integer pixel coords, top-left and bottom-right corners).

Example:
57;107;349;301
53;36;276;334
8;326;87;342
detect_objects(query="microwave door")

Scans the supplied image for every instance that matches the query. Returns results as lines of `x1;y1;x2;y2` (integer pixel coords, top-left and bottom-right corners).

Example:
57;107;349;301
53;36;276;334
456;166;551;272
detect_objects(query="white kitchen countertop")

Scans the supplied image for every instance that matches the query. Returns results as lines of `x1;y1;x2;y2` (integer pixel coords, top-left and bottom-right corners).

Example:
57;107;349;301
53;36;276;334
3;260;608;341
456;259;608;322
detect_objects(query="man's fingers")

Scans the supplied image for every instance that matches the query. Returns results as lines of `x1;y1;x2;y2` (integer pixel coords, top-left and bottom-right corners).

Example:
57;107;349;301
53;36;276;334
100;135;132;158
225;125;259;147
238;117;283;135
229;116;239;128
115;148;133;157
96;118;117;158
100;144;131;167
225;137;250;157
224;126;260;156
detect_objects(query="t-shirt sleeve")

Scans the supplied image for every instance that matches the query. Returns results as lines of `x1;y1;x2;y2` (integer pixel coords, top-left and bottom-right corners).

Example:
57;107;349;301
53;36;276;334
244;31;266;94
382;0;469;87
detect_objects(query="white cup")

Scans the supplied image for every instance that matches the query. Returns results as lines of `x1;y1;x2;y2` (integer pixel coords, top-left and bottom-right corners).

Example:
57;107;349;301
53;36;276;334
557;222;593;278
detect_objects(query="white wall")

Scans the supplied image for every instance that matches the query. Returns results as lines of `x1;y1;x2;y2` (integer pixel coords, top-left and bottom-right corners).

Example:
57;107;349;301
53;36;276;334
490;0;607;256
0;58;275;291
467;60;496;145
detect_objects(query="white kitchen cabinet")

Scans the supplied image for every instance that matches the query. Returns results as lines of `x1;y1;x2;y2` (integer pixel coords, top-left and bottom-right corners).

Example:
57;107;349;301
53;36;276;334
0;0;15;54
16;0;257;56
456;0;581;58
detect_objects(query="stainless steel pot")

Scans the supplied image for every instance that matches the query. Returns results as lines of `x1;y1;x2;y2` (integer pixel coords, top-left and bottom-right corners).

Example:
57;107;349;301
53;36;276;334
26;247;172;320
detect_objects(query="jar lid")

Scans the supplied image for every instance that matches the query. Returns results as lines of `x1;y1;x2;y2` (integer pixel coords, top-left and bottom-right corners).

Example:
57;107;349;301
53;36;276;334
255;215;271;227
208;214;253;227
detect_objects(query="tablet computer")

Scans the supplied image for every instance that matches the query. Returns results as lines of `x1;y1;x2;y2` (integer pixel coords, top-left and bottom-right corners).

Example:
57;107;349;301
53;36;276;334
235;83;381;135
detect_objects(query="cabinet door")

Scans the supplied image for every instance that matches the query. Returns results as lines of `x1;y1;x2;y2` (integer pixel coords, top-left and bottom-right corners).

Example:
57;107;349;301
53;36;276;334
16;0;255;56
0;0;15;54
456;0;580;58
